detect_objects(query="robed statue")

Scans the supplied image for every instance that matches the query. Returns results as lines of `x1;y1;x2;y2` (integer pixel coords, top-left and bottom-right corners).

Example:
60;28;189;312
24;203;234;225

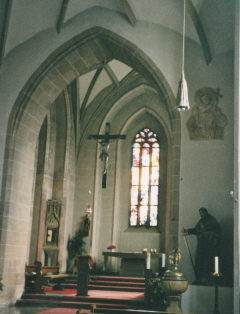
182;207;221;285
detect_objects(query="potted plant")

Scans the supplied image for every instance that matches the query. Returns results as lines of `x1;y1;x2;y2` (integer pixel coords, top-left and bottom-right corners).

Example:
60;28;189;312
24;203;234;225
0;278;4;291
67;229;86;273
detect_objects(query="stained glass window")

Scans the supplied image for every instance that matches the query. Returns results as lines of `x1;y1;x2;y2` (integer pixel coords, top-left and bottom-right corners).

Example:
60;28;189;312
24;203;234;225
130;128;159;227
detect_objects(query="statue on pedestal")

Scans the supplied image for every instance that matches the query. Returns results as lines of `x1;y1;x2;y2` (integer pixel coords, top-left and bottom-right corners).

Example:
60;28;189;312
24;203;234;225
182;207;221;285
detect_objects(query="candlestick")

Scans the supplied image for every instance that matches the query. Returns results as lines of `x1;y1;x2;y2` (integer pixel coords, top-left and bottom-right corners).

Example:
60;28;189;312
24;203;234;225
212;272;222;314
215;256;219;274
146;252;151;269
162;253;166;267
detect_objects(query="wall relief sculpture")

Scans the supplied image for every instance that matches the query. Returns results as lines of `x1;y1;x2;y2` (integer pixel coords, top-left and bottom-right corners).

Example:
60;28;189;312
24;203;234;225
187;87;228;140
46;200;61;225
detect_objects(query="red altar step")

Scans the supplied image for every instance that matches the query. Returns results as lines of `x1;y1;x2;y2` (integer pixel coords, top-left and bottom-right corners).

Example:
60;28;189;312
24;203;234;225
64;275;145;292
16;275;146;311
16;295;131;310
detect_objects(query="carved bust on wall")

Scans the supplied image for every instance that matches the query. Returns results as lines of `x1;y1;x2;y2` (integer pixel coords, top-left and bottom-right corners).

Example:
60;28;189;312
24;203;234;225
187;87;228;140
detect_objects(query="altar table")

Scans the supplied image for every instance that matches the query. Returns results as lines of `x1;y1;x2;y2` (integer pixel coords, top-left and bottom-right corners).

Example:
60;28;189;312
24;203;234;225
102;251;163;276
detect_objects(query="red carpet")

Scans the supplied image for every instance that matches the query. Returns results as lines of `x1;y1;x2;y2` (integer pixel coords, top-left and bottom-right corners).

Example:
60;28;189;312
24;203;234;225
34;290;144;314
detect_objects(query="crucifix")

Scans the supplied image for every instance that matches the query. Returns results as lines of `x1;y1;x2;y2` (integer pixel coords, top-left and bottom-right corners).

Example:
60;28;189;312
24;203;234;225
88;123;126;188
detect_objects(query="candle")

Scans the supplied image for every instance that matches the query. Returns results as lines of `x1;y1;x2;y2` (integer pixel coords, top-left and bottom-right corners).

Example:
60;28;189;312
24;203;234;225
215;256;219;274
146;252;151;269
162;253;166;267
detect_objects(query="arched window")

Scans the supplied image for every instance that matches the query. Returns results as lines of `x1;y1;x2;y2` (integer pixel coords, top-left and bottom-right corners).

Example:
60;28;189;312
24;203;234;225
130;127;160;227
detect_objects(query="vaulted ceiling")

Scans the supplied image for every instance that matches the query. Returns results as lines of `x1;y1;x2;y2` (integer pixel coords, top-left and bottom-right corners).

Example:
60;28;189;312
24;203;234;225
0;0;235;115
1;0;234;63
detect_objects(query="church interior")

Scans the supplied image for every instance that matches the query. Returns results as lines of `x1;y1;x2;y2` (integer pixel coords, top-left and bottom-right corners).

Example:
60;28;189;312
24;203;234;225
0;1;238;313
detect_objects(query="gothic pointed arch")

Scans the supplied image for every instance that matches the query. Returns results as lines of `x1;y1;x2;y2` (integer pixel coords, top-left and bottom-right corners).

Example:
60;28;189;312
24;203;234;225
0;26;181;297
81;82;180;265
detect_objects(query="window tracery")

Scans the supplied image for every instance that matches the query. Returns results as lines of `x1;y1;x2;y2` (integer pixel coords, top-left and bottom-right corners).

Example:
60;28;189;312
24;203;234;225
130;128;159;227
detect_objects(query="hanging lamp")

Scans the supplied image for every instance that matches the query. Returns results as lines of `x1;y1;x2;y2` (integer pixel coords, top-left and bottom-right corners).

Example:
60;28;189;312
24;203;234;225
175;0;190;111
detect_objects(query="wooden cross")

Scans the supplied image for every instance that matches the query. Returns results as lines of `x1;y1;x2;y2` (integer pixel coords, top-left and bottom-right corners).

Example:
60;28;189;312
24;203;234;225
88;123;126;188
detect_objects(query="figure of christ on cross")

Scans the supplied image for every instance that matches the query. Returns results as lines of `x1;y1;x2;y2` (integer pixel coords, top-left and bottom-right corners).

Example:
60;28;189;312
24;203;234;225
88;123;126;188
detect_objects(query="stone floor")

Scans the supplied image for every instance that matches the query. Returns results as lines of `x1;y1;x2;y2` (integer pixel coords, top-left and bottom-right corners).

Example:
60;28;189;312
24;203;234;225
0;306;51;314
0;305;87;314
0;306;82;314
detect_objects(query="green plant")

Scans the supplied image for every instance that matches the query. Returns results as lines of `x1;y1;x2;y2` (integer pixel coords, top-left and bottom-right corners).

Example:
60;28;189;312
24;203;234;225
0;278;4;291
67;229;86;260
147;276;166;311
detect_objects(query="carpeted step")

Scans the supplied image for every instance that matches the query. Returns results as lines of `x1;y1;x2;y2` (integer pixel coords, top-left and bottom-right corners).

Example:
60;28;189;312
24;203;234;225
66;275;145;284
16;298;128;310
90;276;145;283
64;275;146;293
63;283;144;292
17;275;146;312
19;291;144;308
89;285;144;292
89;280;145;287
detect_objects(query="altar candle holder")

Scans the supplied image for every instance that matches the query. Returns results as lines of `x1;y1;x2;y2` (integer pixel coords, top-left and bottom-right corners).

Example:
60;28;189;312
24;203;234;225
144;268;152;309
212;272;222;314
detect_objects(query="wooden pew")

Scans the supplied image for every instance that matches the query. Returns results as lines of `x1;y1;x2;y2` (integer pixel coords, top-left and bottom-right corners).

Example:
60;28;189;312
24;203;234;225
25;261;68;294
77;304;198;314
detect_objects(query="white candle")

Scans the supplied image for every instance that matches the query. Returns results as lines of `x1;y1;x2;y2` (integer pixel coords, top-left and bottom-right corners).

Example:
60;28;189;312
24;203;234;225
146;252;151;269
215;256;219;274
162;253;166;267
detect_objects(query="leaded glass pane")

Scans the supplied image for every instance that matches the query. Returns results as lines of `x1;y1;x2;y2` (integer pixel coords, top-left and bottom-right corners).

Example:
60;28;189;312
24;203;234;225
132;143;140;166
131;186;139;204
142;144;150;166
151;167;159;185
131;168;139;185
141;167;149;186
148;138;157;142
150;206;158;226
139;206;148;225
130;206;138;226
140;186;148;205
150;186;158;204
152;147;159;166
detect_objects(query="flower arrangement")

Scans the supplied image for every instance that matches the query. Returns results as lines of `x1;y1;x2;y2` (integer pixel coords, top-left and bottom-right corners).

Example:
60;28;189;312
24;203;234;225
107;245;116;250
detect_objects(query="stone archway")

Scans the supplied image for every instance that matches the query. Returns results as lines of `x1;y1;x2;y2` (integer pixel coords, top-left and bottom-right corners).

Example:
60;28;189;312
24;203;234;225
75;80;180;270
0;26;180;301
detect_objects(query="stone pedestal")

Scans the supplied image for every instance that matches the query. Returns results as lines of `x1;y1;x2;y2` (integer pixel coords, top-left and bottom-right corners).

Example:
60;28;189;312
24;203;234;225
43;248;58;266
75;255;93;296
160;265;188;313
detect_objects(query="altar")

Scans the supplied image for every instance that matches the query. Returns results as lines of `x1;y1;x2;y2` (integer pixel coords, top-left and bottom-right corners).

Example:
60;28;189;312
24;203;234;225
102;251;163;276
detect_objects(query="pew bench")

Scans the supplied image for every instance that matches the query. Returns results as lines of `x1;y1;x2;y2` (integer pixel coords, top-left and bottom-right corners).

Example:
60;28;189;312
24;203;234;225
25;262;68;294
